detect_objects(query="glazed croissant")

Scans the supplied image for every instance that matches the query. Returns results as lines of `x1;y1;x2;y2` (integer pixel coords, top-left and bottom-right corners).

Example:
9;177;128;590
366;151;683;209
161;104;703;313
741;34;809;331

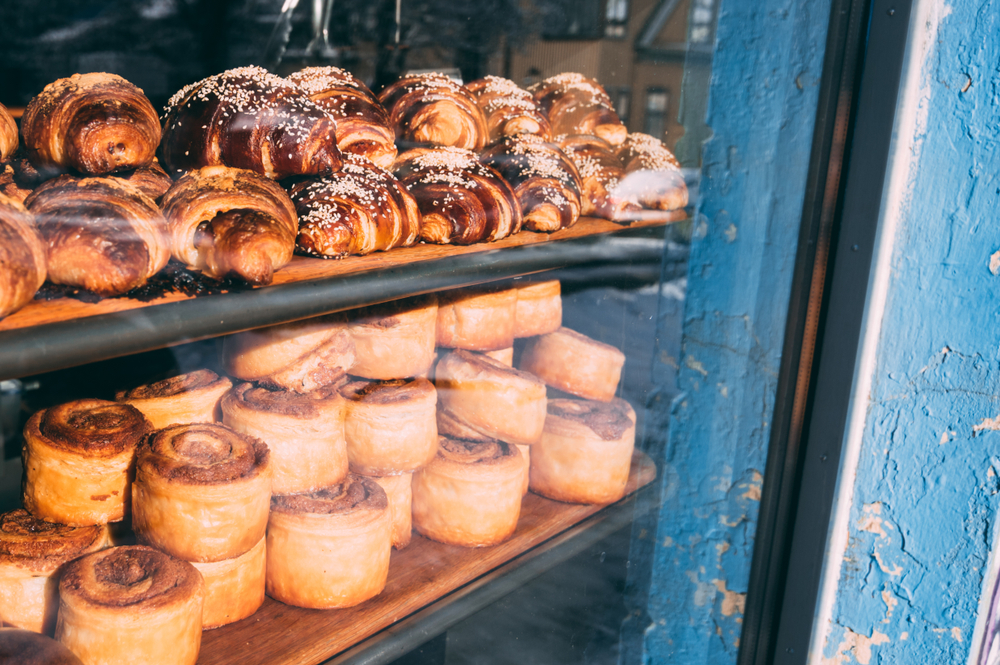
24;175;169;295
288;67;398;170
530;73;627;146
379;73;489;151
0;103;17;161
557;134;640;221
0;193;46;318
22;73;160;176
114;162;173;203
480;134;582;233
161;66;342;180
160;166;298;285
291;154;420;258
466;76;551;143
614;133;689;211
393;147;521;245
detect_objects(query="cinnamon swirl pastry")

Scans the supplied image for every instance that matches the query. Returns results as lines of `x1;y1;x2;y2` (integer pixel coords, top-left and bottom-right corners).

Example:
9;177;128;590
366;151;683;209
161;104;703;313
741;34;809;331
379;73;488;150
0;193;46;320
0;510;109;635
613;133;689;212
557;135;640;220
466;76;551;142
514;279;562;338
519;328;625;402
393;147;521;245
116;370;232;430
436;285;517;351
131;424;271;562
24;175;170;296
22;73;160;176
160;166;298;285
435;350;547;446
480;134;582;233
411;437;523;547
530;399;636;505
190;536;265;629
220;315;355;393
0;103;17;161
267;476;391;609
290;155;420;259
161;66;341;179
0;629;83;665
287;67;397;169
371;474;412;550
347;295;438;379
221;383;347;494
113;162;173;204
22;400;152;526
340;378;438;476
55;546;204;665
529;73;627;146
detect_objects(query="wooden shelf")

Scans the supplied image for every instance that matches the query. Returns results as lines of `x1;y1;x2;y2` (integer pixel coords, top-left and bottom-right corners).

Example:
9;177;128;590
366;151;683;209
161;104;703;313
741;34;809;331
197;452;657;665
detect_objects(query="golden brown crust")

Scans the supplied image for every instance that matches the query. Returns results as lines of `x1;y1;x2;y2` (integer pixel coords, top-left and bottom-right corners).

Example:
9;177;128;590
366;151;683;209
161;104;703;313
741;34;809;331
0;164;33;204
113;162;173;204
136;423;268;486
466;76;551;143
371;474;412;549
190;537;265;629
26;399;149;458
547;398;634;440
270;474;387;515
529;73;627;146
557;135;640;221
22;73;160;176
0;629;84;665
379;73;488;150
612;133;689;213
435;285;517;351
0;104;18;161
0;193;46;319
346;295;438;379
519;327;626;402
161;66;341;180
514;279;562;338
116;370;232;430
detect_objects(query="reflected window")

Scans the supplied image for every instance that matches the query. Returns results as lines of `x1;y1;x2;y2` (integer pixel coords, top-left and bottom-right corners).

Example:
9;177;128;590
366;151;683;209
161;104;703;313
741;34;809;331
690;0;717;43
605;0;629;38
644;88;670;138
543;0;603;39
607;86;631;124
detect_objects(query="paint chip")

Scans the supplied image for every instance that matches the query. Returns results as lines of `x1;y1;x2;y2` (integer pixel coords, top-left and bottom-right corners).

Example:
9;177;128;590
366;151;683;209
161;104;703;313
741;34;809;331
990;250;1000;276
685;355;709;376
974;415;1000;435
952;627;962;642
712;579;746;617
724;223;737;243
823;628;890;665
858;503;888;538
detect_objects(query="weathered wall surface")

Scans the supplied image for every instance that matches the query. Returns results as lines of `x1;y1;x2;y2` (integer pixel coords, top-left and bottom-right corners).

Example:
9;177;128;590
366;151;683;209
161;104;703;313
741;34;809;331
820;0;1000;663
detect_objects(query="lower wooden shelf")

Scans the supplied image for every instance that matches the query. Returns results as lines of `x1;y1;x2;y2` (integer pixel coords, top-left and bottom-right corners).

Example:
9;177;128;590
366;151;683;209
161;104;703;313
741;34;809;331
198;452;657;665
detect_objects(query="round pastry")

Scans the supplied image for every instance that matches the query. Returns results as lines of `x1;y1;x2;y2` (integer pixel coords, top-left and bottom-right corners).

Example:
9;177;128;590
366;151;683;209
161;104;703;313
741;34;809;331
514;279;562;338
189;536;265;629
529;73;627;146
347;295;438;379
0;193;46;320
529;399;636;505
340;378;438;476
0;628;83;665
22;73;160;176
436;285;517;351
518;327;625;402
378;73;488;150
131;424;271;562
371;473;413;550
436;406;492;442
614;132;689;212
221;382;347;494
116;370;232;430
516;444;530;496
557;134;640;221
435;350;547;446
266;475;391;609
55;546;204;665
411;437;523;547
0;510;109;635
0;103;17;162
22;400;152;526
483;346;513;366
465;76;551;143
221;315;355;393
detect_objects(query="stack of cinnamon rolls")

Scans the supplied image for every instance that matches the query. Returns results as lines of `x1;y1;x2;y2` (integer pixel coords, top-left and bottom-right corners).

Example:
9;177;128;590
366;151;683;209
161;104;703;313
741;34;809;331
0;279;641;664
0;66;687;320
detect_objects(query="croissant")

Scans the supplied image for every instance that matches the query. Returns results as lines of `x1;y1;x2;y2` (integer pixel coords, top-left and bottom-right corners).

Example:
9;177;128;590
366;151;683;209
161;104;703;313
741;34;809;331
393;147;521;244
22;73;160;176
290;154;420;258
613;133;689;211
0;193;46;319
466;76;551;143
160;166;298;285
378;73;488;151
0;103;17;161
113;162;174;204
24;175;169;295
557;134;640;221
287;67;398;170
529;73;626;146
480;134;582;233
161;66;342;180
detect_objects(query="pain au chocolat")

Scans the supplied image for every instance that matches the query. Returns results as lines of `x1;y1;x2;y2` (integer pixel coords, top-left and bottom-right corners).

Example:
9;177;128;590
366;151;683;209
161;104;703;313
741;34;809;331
436;285;518;351
0;628;83;665
190;536;265;629
116;370;232;430
513;279;562;338
346;295;438;380
0;193;46;320
22;400;152;526
519;327;626;402
466;76;551;143
379;73;488;151
529;73;627;146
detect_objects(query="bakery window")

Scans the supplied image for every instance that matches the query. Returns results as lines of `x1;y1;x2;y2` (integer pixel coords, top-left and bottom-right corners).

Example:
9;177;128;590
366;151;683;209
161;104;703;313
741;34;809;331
643;87;670;139
605;0;631;38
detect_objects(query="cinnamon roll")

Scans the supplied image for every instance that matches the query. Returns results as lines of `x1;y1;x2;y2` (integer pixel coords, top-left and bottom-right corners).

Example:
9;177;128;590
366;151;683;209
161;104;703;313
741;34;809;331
435;350;547;446
529;73;627;146
160;166;298;285
514;279;562;338
0;193;46;320
131;424;271;562
22;73;160;176
190;536;265;629
436;285;517;351
24;175;170;296
0;629;83;665
55;546;204;665
0;510;109;635
393;147;521;245
557;135;640;220
116;370;232;430
519;328;625;402
466;76;551;143
221;314;355;393
529;399;636;505
340;378;438;476
287;67;398;169
289;155;421;259
371;474;413;550
347;295;438;379
411;437;523;547
267;476;391;609
378;73;488;150
22;400;152;526
160;66;341;180
0;104;17;162
613;133;689;212
221;383;347;494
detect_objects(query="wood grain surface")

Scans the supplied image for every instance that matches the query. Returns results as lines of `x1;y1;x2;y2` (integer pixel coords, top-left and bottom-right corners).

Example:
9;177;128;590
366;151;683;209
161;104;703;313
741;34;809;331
197;451;657;665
